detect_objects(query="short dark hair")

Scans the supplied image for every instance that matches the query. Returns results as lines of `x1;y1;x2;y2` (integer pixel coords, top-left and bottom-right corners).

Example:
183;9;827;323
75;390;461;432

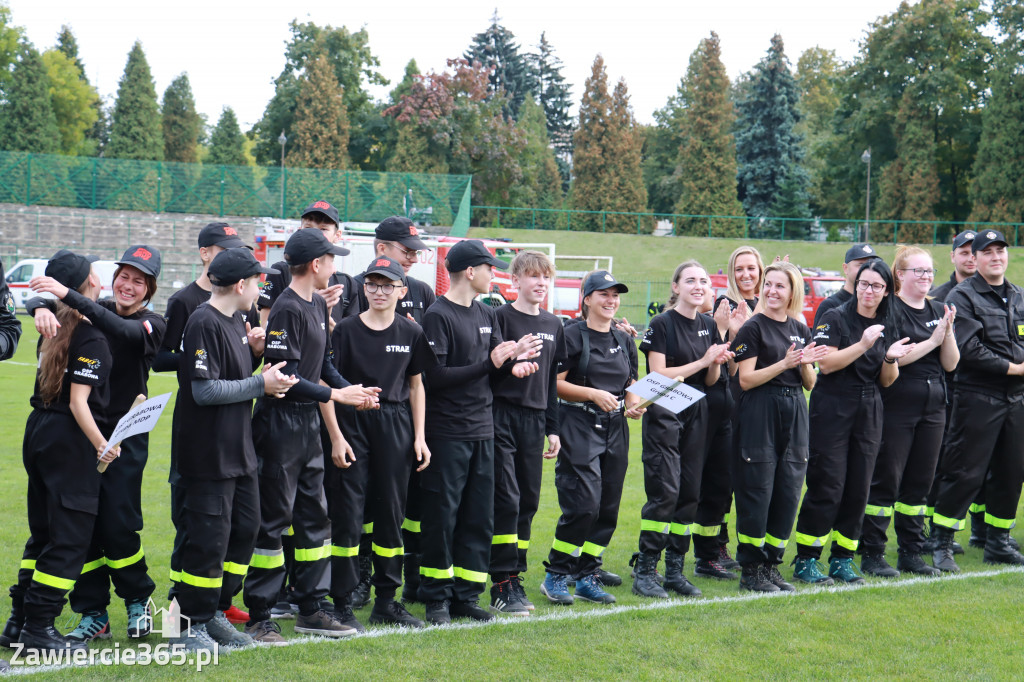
289;262;311;277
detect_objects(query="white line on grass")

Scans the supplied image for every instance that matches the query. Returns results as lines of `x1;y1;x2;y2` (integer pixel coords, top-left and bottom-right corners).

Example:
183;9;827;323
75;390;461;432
9;565;1024;675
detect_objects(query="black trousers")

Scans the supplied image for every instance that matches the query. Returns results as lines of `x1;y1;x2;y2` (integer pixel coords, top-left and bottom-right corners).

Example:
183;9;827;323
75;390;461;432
733;386;808;567
796;384;883;560
489;401;546;578
547;406;629;579
243;400;331;620
862;377;945;554
326;402;414;602
69;432;154;613
638;399;708;556
694;383;734;561
177;472;259;624
932;389;1024;531
418;438;494;602
18;410;102;623
925;371;958;517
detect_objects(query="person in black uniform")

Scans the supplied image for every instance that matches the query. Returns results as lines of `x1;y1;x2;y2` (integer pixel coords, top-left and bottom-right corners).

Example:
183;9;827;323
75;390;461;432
0;256;21;361
730;262;824;592
5;251;116;653
29;245;167;641
321;256;434;630
242;228;380;644
860;246;957;578
633;261;732;600
352;216;436;607
154;222;258;628
419;239;539;625
931;230;1024;570
813;243;882;327
487;250;567;616
173;248;291;651
930;230;977;301
541;271;645;606
793;259;914;585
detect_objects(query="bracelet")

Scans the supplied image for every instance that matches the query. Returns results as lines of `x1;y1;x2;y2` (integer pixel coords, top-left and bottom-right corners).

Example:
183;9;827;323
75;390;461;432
884;356;897;365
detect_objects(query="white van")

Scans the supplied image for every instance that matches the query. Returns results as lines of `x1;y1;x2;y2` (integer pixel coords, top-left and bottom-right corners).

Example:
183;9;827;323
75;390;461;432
5;258;117;312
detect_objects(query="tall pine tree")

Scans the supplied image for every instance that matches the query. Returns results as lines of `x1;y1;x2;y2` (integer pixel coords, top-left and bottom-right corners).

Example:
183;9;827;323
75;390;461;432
287;52;350;169
56;24;106;157
530;32;574;188
207;107;247;166
674;32;743;236
162;74;201;163
0;41;59;153
107;41;163;160
464;12;535;120
734;34;810;238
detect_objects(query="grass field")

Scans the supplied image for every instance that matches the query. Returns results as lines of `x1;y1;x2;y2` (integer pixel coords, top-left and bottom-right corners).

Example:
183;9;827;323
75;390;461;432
1;319;1023;678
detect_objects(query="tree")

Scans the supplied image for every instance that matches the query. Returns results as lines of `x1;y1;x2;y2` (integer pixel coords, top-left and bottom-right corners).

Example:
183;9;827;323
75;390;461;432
509;96;563;222
56;24;85;74
207;107;247;166
0;41;59;153
673;32;743;236
250;21;386;168
795;47;842;216
287;52;351;170
529;32;574;188
571;56;647;233
55;24;106;157
734;34;811;237
161;74;201;163
0;3;22;91
464;11;535;120
107;41;163;160
41;49;98;155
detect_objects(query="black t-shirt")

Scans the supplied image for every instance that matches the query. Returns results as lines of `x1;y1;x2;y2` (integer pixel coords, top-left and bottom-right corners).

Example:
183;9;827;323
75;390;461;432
423;296;503;440
731;314;812;388
715;295;757;314
30;323;112;417
164;281;258;356
354;274;436;325
264;287;331;399
491;303;568;411
560;323;639;396
813;287;853;327
640;309;717;388
813;307;886;387
96;301;165;428
175;303;257;479
892;297;945;380
258;260;359;323
331;314;434;403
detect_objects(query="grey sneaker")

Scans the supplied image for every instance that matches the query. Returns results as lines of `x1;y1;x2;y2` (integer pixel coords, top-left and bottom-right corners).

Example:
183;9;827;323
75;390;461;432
205;612;254;648
294;609;357;638
244;619;288;646
167;623;217;653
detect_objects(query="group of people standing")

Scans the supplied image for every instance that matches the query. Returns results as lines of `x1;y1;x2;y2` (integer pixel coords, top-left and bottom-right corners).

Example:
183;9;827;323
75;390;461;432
4;210;1023;659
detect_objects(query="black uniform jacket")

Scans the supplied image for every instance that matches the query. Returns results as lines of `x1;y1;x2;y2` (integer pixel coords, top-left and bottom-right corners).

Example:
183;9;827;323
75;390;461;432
946;274;1024;397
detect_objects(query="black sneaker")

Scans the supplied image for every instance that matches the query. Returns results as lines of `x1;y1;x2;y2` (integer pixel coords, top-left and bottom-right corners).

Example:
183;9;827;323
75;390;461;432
450;599;494;622
861;552;900;578
425;599;451;626
596;569;622;587
694;558;738;580
509;574;534;611
718;545;740;570
490;580;530;616
368;599;424;628
766;564;795;592
333;604;365;632
269;600;299;620
738;564;779;593
896;552;940;577
18;623;87;653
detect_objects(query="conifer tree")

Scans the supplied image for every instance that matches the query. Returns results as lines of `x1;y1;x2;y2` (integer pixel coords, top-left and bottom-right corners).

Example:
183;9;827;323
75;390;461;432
287;52;350;169
464;11;535;120
530;32;574;187
107;41;163;160
56;24;85;74
510;96;562;221
0;42;59;153
162;74;201;163
207;107;247;166
0;4;22;91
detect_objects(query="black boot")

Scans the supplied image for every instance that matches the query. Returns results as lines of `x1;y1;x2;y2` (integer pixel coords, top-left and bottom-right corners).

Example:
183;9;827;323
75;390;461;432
629;551;664;585
663;551;701;597
738;563;779;593
19;619;87;653
968;511;987;549
630;552;668;599
983;529;1024;565
351;555;373;609
401;553;422;603
861;552;900;578
1;586;24;648
931;527;961;573
896;550;940;576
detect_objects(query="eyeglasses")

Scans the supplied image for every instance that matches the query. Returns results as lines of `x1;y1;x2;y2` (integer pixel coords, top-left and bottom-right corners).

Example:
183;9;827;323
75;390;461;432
391;244;420;259
900;267;935;278
365;282;397;295
856;280;886;293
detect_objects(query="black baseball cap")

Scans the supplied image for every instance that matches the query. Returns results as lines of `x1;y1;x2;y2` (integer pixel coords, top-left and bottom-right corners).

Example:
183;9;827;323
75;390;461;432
844;243;882;264
117;245;161;277
301;200;340;226
198;222;247;249
952;230;976;250
46;249;96;291
376;216;428;251
363;256;406;284
972;229;1008;253
583;270;629;298
445;239;506;273
208;248;275;286
284;228;350;265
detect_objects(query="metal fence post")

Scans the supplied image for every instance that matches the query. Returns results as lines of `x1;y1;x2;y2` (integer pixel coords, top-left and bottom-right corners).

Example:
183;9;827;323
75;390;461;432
344;171;350;222
91;157;98;209
156;164;162;212
25;154;31;205
601;211;606;233
781;219;786;240
219;165;225;216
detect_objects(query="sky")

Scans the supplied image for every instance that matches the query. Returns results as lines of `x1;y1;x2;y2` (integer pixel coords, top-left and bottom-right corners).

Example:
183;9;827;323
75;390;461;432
8;1;906;131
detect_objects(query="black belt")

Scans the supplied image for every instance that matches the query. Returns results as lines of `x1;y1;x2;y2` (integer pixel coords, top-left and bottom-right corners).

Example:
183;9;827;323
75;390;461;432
761;385;802;397
558;398;624;415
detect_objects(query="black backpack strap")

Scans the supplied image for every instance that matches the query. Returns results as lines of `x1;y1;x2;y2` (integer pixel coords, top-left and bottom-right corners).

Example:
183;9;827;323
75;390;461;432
577;326;591;387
